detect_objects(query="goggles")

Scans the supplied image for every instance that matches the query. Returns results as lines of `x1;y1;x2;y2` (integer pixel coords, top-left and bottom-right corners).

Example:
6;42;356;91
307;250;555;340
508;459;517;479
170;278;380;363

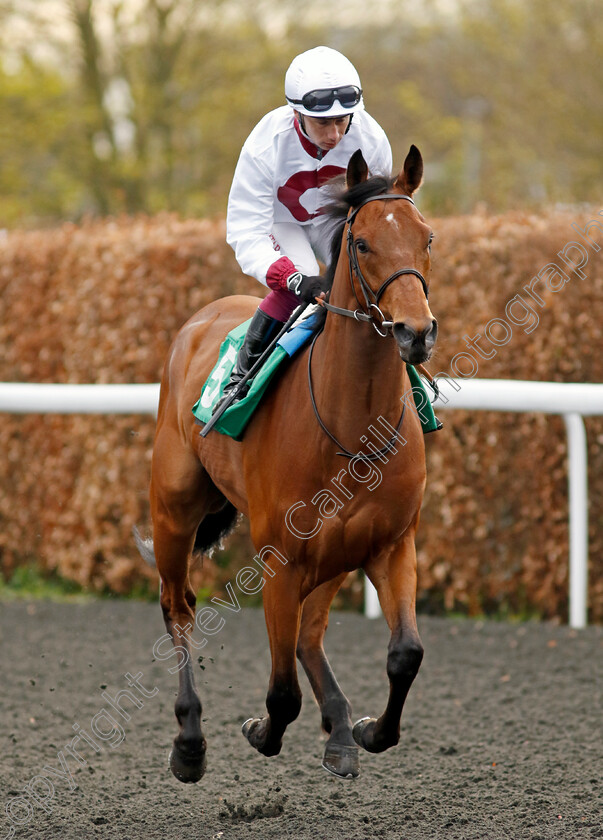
288;85;362;113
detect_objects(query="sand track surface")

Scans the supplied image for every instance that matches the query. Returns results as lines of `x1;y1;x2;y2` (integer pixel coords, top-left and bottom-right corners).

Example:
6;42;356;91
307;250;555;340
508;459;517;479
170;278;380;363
1;601;601;839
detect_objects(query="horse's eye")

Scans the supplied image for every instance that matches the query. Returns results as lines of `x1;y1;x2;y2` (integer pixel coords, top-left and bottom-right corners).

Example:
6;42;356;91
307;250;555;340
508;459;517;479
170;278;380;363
356;239;370;254
428;233;434;252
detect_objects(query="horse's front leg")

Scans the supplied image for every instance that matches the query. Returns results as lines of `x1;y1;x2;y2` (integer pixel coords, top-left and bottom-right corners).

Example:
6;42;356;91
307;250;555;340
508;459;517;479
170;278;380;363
242;566;303;758
353;528;424;754
296;574;359;778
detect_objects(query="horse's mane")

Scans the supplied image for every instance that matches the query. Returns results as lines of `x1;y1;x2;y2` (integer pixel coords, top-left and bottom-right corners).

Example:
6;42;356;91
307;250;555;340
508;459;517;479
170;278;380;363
324;174;395;284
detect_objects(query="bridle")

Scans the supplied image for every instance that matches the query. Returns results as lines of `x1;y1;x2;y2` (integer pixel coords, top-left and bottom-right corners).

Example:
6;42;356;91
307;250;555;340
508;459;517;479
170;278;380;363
318;193;429;338
308;191;431;460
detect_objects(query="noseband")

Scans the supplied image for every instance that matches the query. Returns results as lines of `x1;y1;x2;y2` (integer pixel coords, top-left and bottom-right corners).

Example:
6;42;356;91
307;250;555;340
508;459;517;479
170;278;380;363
320;193;429;337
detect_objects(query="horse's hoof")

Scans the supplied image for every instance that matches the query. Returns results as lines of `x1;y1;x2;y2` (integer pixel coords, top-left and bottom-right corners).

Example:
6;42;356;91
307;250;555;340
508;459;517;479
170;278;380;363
241;717;281;757
168;744;206;784
352;717;377;751
322;743;360;779
241;717;257;739
242;716;266;751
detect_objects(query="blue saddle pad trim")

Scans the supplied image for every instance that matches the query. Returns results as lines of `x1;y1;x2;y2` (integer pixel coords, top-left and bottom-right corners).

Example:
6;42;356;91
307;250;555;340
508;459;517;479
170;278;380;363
277;311;322;356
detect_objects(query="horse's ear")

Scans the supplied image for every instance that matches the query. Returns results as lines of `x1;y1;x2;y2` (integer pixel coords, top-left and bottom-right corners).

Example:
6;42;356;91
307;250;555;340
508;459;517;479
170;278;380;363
346;149;369;188
394;144;423;196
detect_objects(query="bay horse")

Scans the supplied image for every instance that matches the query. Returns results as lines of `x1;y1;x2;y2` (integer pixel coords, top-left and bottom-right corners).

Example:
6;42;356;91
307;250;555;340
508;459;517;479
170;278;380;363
141;145;437;782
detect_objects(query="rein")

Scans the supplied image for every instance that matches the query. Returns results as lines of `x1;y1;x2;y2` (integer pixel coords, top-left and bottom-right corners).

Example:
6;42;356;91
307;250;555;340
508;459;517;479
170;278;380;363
318;193;429;338
307;191;430;460
307;324;406;461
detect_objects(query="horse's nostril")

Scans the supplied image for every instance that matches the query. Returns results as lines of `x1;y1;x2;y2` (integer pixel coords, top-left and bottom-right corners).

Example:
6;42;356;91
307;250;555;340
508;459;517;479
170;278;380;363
425;319;438;346
393;323;417;347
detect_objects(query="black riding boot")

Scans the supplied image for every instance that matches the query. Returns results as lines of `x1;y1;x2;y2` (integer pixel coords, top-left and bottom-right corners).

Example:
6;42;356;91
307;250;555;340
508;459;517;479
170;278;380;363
212;308;281;414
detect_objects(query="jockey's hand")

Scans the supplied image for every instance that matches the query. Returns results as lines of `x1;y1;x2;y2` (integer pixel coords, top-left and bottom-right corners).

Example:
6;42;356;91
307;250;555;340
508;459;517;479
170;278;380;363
286;272;331;303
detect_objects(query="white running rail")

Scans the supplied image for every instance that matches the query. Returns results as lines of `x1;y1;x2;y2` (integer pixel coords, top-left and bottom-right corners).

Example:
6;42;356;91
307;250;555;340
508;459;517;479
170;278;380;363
364;378;603;629
0;382;160;414
0;378;600;629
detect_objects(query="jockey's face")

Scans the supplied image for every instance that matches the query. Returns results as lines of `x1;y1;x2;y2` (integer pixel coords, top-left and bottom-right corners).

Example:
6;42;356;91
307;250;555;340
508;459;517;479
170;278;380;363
296;112;351;151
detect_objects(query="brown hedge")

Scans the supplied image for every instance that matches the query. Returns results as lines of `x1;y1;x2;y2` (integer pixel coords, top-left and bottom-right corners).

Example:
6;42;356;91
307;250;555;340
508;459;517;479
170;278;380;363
0;209;601;621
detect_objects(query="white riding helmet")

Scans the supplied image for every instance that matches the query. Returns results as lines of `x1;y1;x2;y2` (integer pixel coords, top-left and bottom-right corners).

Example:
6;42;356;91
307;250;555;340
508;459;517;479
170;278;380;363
285;46;365;119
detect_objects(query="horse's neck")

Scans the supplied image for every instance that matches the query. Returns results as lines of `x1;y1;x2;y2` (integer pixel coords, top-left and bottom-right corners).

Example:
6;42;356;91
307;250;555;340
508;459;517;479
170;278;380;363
311;269;408;446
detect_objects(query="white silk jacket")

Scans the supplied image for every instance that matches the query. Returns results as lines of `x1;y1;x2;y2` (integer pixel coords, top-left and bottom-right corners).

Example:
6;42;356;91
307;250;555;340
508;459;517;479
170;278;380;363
226;106;393;286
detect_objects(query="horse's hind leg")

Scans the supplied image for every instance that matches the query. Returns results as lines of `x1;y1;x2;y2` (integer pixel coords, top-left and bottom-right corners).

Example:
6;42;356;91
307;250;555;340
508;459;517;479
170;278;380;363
242;566;304;758
353;527;424;754
296;574;359;779
150;431;223;783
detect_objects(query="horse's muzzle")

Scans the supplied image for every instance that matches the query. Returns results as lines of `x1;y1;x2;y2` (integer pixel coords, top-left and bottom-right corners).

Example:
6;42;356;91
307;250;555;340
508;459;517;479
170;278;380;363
393;319;438;364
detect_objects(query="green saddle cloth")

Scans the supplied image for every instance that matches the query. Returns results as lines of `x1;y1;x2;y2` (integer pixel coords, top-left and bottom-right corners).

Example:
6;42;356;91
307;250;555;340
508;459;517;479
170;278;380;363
192;318;441;441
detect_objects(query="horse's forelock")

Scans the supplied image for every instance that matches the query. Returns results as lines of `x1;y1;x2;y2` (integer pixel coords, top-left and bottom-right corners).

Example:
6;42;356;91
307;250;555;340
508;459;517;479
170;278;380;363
341;175;395;211
324;174;395;282
325;174;395;220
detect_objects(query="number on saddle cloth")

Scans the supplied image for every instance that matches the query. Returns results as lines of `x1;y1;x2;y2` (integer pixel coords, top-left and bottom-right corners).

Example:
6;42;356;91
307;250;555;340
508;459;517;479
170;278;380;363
192;315;319;441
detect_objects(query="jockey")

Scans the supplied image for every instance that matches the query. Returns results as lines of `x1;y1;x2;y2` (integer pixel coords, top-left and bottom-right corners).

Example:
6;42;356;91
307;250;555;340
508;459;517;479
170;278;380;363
215;46;392;410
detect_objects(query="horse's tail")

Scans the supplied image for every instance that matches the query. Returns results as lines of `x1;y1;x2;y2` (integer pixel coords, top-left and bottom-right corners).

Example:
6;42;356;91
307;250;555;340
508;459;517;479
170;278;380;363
193;501;239;554
133;502;239;568
133;525;156;566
